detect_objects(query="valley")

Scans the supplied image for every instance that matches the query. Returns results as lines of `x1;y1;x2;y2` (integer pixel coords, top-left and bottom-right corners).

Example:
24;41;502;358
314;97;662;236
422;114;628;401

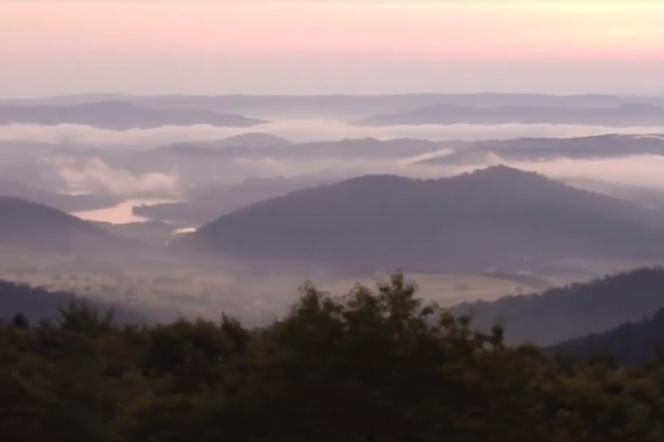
6;2;664;439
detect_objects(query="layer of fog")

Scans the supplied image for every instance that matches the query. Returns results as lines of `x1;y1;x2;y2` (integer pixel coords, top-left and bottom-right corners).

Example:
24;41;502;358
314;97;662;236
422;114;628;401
7;132;664;230
3;120;664;232
5;131;664;324
425;154;664;219
56;157;181;198
4;241;660;327
439;154;664;193
4;120;664;148
3;118;664;207
510;155;664;191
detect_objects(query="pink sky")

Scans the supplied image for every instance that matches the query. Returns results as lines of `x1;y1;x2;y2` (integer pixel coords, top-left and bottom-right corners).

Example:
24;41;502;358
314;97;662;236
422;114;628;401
2;1;664;96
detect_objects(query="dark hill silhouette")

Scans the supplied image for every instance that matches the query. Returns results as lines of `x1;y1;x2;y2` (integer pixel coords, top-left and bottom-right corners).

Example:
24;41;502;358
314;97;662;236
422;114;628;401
453;268;664;346
0;197;117;252
9;93;664;118
553;305;664;366
0;101;264;129
178;166;664;273
0;280;144;325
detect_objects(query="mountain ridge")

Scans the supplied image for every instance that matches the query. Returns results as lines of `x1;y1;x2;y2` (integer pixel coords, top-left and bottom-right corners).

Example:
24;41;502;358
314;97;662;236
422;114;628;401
178;166;664;273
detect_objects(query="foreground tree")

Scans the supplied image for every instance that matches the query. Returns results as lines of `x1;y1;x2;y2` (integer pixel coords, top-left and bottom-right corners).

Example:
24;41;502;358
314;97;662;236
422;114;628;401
1;274;664;441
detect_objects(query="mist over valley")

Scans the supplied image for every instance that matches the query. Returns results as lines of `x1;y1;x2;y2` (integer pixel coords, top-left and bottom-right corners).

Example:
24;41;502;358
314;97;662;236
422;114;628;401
2;97;664;329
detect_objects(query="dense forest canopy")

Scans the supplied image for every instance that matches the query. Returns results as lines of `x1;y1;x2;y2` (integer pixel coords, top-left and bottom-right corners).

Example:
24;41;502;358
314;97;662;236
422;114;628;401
3;274;664;441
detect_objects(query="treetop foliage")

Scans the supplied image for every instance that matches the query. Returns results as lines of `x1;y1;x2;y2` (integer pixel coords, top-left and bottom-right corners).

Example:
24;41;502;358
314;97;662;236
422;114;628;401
2;274;664;441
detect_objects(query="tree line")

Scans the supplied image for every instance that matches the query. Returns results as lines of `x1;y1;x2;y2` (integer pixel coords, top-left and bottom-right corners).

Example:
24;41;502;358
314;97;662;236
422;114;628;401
2;274;664;441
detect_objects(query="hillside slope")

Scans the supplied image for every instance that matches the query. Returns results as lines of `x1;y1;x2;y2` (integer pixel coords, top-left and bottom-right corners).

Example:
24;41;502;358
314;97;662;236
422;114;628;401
0;197;117;252
553;306;664;366
180;166;664;273
453;268;664;346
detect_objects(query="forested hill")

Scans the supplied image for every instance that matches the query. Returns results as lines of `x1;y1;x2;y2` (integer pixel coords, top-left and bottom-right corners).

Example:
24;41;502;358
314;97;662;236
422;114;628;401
453;267;664;346
553;306;664;366
0;197;118;252
0;280;143;325
0;280;77;324
179;166;664;273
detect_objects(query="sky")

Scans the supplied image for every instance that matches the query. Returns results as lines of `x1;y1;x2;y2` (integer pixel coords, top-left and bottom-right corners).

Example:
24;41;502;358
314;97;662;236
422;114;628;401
1;0;664;97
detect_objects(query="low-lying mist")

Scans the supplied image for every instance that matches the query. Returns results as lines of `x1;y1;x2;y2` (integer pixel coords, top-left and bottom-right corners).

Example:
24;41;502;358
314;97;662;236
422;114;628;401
443;154;664;206
4;120;664;148
3;115;664;327
56;157;182;198
4;122;664;230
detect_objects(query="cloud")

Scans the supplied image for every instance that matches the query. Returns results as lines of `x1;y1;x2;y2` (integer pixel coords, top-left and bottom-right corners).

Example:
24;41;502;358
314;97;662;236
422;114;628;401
0;123;258;149
4;121;664;148
513;155;664;190
439;154;664;193
56;157;181;197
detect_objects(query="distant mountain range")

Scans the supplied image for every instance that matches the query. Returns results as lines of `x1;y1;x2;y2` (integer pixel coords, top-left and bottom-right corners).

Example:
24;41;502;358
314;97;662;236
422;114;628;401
0;197;118;252
0;101;264;129
6;93;664;119
358;104;664;127
453;268;664;347
177;166;664;273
